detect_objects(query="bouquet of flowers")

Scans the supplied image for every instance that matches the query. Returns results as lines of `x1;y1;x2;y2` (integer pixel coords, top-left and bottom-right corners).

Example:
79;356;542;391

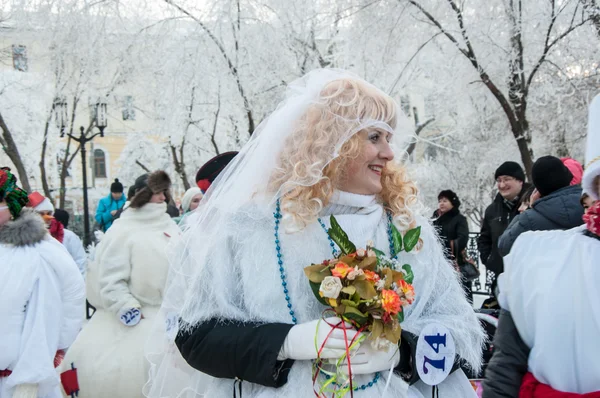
304;215;420;395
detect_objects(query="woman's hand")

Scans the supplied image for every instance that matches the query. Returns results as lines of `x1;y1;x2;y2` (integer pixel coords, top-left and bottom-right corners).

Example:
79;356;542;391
340;338;400;375
119;307;142;326
278;317;361;361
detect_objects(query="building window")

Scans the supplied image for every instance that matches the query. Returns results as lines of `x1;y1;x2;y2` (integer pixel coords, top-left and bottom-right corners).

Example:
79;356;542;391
12;45;28;72
93;149;107;178
122;96;136;121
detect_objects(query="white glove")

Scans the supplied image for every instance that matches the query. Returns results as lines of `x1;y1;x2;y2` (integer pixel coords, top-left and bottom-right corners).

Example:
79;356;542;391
278;317;361;361
340;337;400;375
119;307;142;326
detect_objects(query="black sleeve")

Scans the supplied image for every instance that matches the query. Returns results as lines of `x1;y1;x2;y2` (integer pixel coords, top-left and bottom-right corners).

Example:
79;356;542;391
498;214;527;257
482;310;530;398
478;210;492;264
176;318;295;388
395;330;462;385
455;216;470;254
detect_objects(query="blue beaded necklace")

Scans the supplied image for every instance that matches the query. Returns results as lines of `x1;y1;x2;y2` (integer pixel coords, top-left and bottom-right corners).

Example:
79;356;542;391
273;199;397;392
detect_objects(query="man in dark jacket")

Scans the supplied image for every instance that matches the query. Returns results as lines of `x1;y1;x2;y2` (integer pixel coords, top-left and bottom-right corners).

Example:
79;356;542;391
478;162;529;283
498;156;584;256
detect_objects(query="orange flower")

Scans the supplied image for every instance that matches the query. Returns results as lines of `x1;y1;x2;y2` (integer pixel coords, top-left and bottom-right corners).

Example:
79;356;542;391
381;289;401;315
398;280;415;305
364;270;380;282
331;262;353;278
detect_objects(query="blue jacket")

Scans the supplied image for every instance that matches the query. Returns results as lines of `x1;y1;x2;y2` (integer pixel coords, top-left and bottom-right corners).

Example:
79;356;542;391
95;194;126;232
498;185;584;256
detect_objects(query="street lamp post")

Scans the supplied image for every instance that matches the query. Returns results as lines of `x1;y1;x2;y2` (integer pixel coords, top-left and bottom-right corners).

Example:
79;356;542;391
54;99;107;247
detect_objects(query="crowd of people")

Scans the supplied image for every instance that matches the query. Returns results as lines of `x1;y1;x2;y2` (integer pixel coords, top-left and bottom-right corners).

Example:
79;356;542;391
1;69;598;398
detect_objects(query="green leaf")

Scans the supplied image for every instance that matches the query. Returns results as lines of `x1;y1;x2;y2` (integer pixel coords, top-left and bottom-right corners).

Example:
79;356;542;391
341;286;356;295
309;281;329;306
403;226;421;252
370;319;384;340
304;264;331;283
383;321;401;345
397;309;404;323
371;247;386;258
341;299;358;308
343;306;369;326
353;279;377;299
357;256;377;271
328;215;356;255
391;223;403;254
401;264;414;284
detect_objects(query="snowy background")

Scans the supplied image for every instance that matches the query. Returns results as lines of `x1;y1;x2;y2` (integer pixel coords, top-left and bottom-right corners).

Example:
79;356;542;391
1;0;599;227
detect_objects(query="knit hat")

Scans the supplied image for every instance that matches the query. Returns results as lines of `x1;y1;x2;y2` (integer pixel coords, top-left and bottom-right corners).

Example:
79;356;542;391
28;192;55;213
494;161;525;182
560;158;583;186
110;178;124;193
181;187;203;213
532;156;573;197
53;209;70;228
0;167;29;219
130;170;171;208
583;94;600;200
195;151;238;192
437;189;461;209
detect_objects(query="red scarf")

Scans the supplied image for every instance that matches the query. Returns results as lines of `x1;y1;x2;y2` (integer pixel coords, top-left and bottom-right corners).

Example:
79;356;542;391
43;216;64;243
584;201;600;237
521;373;600;397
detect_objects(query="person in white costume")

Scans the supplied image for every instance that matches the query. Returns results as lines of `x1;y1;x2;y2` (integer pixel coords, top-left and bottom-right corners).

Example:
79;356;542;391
0;167;85;398
145;69;484;398
483;94;600;397
61;170;180;398
53;209;87;278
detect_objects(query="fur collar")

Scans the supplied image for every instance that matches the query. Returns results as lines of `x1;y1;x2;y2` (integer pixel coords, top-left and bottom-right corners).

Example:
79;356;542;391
0;209;48;246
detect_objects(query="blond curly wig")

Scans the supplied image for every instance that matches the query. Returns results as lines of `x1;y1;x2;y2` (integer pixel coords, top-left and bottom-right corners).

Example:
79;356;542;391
268;78;419;231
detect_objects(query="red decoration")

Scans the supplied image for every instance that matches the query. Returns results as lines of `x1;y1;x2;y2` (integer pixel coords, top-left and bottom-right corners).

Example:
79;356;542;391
584;201;600;237
26;192;46;208
520;372;600;397
0;369;12;378
197;179;211;192
54;350;65;368
61;363;80;397
48;218;64;243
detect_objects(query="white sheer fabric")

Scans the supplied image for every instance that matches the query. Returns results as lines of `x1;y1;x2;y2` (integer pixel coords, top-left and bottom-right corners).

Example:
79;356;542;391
144;70;483;398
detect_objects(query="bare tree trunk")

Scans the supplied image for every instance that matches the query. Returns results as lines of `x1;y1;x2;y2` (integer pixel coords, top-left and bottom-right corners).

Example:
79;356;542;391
58;96;80;208
135;160;150;172
39;114;54;201
405;0;589;180
164;0;255;136
403;118;434;161
0;111;31;192
581;0;600;36
170;144;191;190
210;89;222;156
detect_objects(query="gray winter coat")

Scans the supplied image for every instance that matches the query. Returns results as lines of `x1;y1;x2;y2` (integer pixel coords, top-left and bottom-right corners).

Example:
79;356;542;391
498;185;584;256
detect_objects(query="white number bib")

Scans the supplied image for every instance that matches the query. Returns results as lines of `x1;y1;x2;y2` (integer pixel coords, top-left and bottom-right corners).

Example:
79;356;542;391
415;323;456;385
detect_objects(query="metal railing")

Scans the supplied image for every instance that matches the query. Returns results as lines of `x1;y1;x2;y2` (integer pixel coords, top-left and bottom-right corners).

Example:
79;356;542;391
466;232;494;296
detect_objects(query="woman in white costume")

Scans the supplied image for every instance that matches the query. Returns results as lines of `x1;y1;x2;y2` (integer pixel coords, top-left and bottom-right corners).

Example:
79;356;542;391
145;69;484;398
174;187;203;229
483;95;600;397
62;170;180;397
0;167;85;398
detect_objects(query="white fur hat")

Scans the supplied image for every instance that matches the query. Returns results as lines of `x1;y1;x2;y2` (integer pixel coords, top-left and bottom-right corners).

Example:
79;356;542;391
181;187;203;213
34;197;55;213
583;94;600;200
